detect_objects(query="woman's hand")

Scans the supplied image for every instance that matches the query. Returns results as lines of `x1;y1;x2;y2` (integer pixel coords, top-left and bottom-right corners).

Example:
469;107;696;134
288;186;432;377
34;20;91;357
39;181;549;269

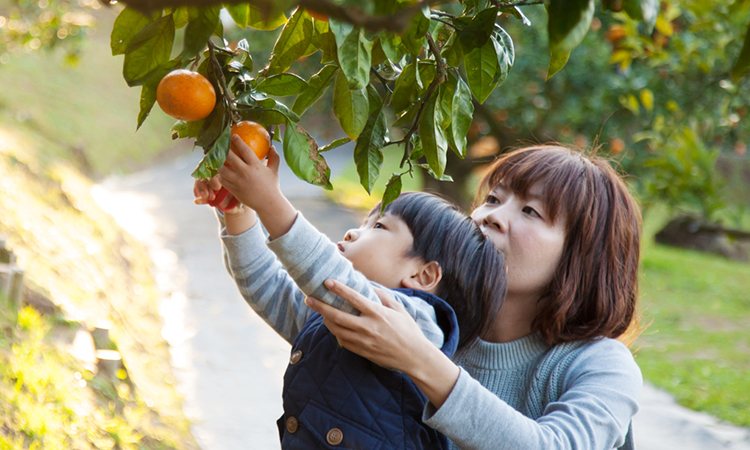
306;279;461;408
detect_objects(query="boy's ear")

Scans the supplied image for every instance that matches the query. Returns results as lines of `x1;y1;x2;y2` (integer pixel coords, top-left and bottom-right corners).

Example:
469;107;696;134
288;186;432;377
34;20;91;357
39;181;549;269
401;261;442;294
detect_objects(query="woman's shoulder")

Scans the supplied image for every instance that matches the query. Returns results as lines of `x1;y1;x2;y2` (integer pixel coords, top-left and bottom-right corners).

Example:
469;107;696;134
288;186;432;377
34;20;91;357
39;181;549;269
561;338;643;390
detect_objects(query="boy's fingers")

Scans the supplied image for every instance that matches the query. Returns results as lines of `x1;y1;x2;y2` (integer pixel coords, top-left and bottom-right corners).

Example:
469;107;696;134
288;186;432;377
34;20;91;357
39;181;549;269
267;146;280;172
231;135;260;165
207;176;222;192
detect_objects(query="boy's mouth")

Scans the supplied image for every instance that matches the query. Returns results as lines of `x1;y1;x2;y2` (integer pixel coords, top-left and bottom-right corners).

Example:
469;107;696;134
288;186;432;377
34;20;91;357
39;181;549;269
337;243;345;253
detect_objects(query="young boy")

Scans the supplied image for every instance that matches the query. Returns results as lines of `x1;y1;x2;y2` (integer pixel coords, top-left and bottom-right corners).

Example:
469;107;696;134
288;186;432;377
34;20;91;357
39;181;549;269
195;135;506;449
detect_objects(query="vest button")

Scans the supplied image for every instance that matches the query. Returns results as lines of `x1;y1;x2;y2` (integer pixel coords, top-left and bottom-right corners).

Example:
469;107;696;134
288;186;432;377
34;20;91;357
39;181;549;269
326;428;343;445
285;416;298;434
289;350;302;365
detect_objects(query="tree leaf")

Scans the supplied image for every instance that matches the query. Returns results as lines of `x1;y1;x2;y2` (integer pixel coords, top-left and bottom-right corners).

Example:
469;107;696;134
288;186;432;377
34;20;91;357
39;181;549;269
333;71;369;139
137;60;180;131
547;0;595;57
283;123;332;189
319;137;352;152
463;40;498;104
380;173;403;215
547;46;570;80
195;99;226;150
458;7;497;53
622;0;659;34
111;8;154;56
182;6;220;59
171;7;190;29
419;94;448;178
192;125;231;180
353;105;387;193
264;8;313;76
225;3;287;30
391;61;436;115
330;19;373;89
401;6;430;55
292;64;338;116
123;15;175;87
441;33;464;67
731;20;750;82
450;76;473;158
491;25;514;85
256;73;308;96
380;33;408;64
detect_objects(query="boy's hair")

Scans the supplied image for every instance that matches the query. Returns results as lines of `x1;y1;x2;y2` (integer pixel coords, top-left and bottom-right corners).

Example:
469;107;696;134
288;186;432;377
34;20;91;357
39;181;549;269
374;191;506;351
475;145;642;345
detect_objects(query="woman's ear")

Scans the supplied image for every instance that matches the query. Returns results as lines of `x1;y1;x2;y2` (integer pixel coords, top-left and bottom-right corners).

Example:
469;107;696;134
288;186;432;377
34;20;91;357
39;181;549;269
401;261;442;294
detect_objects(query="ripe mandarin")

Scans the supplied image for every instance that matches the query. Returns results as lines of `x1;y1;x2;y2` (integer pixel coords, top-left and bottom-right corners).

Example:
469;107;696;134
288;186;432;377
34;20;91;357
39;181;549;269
156;69;216;122
231;121;271;160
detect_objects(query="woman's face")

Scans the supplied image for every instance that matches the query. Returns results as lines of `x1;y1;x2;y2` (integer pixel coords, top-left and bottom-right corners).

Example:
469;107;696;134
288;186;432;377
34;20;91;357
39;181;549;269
471;182;566;302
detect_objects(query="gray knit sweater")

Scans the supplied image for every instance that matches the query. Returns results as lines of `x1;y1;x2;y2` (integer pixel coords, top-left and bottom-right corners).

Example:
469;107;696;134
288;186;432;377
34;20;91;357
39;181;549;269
424;333;642;450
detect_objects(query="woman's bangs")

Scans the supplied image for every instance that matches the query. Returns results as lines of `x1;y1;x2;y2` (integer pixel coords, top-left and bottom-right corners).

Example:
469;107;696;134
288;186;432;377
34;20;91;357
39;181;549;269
483;147;588;224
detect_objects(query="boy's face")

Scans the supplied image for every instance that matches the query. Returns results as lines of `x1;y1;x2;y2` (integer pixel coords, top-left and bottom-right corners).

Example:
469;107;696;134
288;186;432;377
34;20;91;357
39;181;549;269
337;212;423;289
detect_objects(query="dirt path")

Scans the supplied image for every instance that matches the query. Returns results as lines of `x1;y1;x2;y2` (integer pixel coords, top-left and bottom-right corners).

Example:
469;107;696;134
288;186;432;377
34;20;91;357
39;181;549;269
93;153;750;450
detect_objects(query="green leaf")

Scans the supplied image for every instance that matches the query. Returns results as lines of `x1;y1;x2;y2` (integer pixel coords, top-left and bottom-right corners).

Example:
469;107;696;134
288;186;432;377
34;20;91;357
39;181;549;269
439;75;456;130
391;62;436;115
380;174;403;215
450;76;473;158
441;33;464;67
225;3;287;30
463;40;498;104
171;119;204;139
419;94;448;178
547;47;570;80
111;8;154;56
265;8;314;76
171;7;190;29
622;0;659;34
547;0;595;59
401;7;430;55
123;15;175;87
333;71;369;139
731;20;750;82
137;61;179;131
417;163;454;181
256;73;308;96
353;105;387;193
195;99;226;150
283;123;332;189
292;64;338;116
329;20;373;89
458;7;498;53
380;33;408;64
319;137;352;152
183;6;220;59
192;125;231;180
491;25;514;85
238;107;287;126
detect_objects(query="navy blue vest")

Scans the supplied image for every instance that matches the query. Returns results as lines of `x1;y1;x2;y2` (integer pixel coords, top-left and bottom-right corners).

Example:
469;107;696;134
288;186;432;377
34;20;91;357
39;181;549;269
277;288;460;449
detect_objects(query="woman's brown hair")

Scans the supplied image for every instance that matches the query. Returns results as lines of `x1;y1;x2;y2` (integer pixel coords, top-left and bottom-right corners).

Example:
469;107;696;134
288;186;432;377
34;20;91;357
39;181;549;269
475;145;642;345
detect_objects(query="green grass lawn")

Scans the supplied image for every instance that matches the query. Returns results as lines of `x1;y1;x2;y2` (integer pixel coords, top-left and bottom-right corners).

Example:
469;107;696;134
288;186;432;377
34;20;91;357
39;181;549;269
636;209;750;426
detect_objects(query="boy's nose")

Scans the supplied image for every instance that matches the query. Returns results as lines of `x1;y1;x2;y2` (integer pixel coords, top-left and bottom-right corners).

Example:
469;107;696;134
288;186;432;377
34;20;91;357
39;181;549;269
343;229;357;241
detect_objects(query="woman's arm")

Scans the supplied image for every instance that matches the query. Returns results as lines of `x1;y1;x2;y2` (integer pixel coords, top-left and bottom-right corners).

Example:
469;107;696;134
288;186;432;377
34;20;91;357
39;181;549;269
305;280;460;408
307;280;641;450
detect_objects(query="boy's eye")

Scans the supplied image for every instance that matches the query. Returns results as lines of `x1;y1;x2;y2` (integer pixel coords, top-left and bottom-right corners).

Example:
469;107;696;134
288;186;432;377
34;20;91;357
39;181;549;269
485;194;500;204
373;222;385;229
522;206;540;218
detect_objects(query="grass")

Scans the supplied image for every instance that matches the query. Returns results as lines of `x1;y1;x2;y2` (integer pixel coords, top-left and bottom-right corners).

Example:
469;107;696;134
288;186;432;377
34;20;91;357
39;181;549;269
0;7;198;448
0;7;180;177
635;207;750;426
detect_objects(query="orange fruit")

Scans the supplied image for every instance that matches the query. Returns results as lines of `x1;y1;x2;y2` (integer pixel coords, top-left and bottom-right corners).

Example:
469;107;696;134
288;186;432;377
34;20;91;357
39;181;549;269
305;8;329;22
231;121;271;160
156;69;216;122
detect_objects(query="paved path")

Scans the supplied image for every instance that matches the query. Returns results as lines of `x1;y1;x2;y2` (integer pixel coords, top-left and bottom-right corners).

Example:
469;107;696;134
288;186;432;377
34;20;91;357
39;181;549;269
93;151;750;450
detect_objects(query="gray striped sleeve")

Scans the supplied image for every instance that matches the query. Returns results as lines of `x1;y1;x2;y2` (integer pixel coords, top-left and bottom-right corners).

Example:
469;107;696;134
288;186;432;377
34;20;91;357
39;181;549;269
219;216;313;344
267;213;445;349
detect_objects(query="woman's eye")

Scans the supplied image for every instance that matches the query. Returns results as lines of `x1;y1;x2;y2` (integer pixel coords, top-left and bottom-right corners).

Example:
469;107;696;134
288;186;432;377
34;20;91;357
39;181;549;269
522;206;541;218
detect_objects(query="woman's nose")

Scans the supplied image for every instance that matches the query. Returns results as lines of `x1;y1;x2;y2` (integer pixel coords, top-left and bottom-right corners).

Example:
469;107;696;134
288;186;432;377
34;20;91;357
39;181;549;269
482;207;508;232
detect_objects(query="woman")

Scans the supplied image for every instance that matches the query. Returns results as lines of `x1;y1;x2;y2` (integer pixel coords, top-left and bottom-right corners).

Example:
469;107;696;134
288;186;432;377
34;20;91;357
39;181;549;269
305;145;642;450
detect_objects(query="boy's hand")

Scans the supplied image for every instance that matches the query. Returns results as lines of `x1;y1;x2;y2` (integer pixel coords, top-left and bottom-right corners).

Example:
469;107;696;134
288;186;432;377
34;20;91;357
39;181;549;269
218;134;297;239
218;134;283;213
193;177;222;205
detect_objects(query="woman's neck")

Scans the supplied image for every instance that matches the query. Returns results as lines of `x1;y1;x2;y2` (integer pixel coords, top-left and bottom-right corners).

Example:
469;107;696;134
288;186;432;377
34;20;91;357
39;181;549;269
484;293;539;343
